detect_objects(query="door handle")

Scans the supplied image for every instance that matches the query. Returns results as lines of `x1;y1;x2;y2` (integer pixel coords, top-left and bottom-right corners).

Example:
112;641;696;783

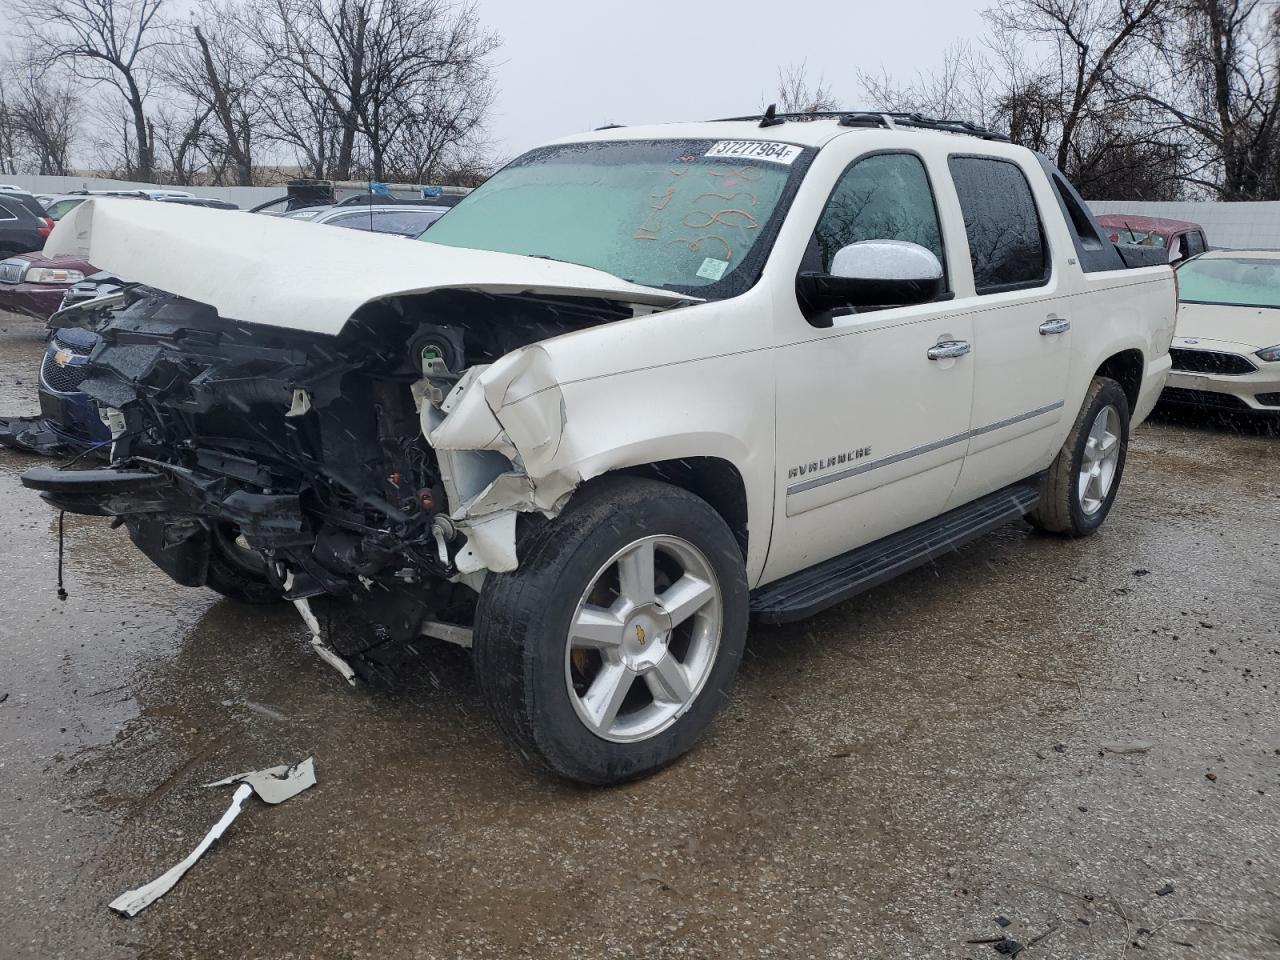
1039;317;1071;336
927;340;971;361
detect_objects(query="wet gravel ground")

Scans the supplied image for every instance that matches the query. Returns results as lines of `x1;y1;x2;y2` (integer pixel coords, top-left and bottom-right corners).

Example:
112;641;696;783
1;311;1278;960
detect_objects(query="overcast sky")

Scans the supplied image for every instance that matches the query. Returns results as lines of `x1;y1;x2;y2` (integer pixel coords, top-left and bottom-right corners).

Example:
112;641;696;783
478;0;989;158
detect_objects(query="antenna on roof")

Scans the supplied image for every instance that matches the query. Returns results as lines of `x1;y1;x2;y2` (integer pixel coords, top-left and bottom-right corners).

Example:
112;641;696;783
759;103;785;129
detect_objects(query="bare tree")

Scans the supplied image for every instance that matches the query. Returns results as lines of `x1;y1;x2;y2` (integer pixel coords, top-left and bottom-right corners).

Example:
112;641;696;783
984;0;1167;172
249;0;497;181
860;1;1186;198
858;41;1001;125
380;48;495;181
13;70;80;175
151;100;216;184
15;0;168;179
1133;0;1280;199
160;8;266;185
0;53;80;175
772;61;839;114
0;65;26;174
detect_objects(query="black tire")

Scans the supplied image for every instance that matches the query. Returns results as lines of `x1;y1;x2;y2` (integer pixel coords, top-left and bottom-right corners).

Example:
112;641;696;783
1028;376;1130;537
473;476;749;785
204;523;283;604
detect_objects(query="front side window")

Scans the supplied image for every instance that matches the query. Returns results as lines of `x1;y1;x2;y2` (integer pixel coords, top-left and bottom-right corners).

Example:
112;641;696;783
812;152;945;273
422;138;812;298
949;156;1049;294
1177;257;1280;309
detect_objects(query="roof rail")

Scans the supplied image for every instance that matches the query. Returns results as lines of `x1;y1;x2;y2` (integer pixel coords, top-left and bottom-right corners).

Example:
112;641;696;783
713;107;1010;142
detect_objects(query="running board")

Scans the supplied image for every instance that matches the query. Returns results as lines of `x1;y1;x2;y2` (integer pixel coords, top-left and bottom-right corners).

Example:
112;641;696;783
750;481;1040;624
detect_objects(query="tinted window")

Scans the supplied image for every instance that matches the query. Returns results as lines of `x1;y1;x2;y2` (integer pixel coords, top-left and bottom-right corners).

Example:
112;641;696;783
1050;174;1102;250
949;156;1049;294
814;153;944;272
0;200;16;222
1184;231;1207;256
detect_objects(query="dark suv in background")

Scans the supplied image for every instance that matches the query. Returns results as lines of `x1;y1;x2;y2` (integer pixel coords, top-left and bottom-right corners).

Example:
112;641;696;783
0;193;55;257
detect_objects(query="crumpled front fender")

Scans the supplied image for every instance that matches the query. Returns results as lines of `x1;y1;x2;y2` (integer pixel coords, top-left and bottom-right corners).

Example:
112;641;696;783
423;347;580;575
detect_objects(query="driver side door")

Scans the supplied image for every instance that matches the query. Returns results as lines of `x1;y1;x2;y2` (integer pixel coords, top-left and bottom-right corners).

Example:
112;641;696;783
763;150;975;583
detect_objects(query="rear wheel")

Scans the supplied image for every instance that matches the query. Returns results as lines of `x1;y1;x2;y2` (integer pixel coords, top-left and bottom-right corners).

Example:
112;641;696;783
1029;376;1130;537
473;477;748;784
205;523;283;604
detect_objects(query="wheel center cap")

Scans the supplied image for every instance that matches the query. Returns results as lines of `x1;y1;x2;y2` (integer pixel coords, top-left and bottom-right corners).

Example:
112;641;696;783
621;605;670;667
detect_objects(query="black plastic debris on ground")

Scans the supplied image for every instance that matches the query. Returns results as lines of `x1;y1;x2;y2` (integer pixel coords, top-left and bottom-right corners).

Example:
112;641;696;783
1156;882;1175;896
995;916;1011;927
993;938;1025;956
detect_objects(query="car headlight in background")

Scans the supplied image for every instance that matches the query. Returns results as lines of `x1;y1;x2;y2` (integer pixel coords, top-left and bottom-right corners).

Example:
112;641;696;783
25;267;86;284
1255;345;1280;362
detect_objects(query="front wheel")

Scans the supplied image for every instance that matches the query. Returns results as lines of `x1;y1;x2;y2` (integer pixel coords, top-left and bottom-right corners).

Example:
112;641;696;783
1028;376;1130;537
204;523;283;604
473;477;749;784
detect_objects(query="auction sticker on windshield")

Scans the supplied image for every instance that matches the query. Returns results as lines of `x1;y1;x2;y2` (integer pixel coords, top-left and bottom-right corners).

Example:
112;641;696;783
704;141;803;165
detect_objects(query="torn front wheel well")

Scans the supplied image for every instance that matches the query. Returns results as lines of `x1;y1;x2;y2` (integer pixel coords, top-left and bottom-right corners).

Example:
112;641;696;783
617;457;749;559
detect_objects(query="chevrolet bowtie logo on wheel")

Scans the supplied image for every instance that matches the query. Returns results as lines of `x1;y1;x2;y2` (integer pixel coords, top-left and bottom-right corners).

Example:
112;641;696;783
634;624;646;645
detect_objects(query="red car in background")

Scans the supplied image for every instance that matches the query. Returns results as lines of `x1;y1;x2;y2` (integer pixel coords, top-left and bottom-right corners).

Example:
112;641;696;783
0;251;99;320
1095;214;1208;265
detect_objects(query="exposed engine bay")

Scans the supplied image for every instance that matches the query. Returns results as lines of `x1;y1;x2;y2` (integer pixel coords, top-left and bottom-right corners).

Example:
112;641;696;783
26;283;641;653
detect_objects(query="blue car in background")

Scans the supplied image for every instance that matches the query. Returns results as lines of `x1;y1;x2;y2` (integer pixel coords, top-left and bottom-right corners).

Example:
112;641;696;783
0;278;117;457
39;324;113;446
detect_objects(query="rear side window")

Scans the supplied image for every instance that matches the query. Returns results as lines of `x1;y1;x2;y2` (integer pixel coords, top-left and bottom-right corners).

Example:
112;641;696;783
1050;174;1102;250
813;152;945;273
0;200;16;222
1184;231;1207;256
949;156;1049;294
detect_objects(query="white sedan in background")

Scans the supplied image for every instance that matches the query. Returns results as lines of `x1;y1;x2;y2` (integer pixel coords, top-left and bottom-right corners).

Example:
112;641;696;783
1165;250;1280;416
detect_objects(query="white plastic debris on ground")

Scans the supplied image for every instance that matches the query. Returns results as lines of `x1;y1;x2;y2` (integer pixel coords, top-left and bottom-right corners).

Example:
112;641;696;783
108;758;316;917
203;757;317;804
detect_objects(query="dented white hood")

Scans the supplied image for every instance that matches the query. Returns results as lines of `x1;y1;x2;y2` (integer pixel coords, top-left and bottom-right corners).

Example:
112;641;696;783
46;198;696;335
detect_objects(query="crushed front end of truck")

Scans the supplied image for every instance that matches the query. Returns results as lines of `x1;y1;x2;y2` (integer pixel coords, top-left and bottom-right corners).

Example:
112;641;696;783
21;282;654;666
21;198;695;670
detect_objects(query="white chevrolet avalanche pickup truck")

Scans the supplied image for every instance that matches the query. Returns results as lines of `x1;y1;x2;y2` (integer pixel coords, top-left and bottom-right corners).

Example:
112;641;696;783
25;111;1175;783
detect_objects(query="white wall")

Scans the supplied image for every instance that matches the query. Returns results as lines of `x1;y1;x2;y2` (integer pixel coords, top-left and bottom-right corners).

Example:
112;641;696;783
0;175;470;210
0;175;282;208
1090;201;1280;251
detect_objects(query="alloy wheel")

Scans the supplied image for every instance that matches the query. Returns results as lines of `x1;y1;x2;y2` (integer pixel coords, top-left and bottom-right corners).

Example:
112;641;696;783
1078;404;1122;515
564;535;723;743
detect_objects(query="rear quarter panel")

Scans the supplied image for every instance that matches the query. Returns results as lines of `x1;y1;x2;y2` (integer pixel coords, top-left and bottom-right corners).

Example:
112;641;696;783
1066;266;1175;435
